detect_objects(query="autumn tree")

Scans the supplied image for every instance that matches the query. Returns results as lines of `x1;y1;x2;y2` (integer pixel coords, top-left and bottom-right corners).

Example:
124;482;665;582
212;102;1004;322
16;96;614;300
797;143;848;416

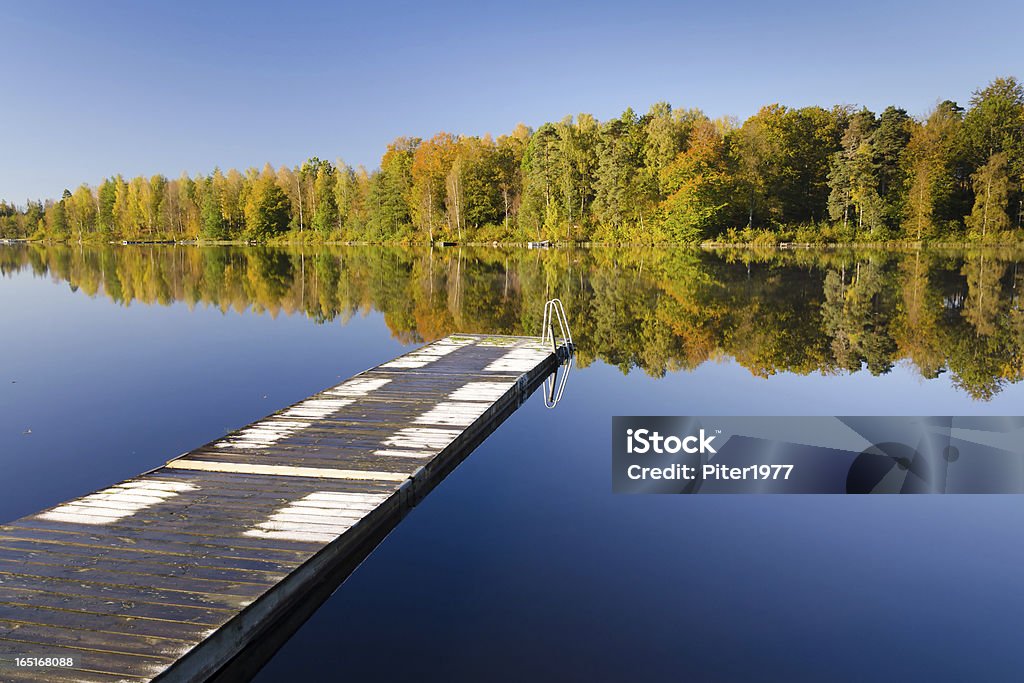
411;133;456;241
902;101;965;239
334;163;367;237
494;124;529;231
764;105;848;225
457;135;503;233
245;166;291;239
178;173;201;238
67;185;97;241
728;105;838;228
966;152;1012;238
659;119;730;242
222;169;247;234
642;102;694;184
728;111;774;228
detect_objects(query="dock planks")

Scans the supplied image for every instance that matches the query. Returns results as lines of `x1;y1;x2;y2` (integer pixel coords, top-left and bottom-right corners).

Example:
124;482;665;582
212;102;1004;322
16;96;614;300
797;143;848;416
0;334;567;681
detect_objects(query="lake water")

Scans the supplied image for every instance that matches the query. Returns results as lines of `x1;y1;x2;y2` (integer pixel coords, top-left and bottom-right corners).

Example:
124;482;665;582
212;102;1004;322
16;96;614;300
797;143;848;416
2;244;1024;681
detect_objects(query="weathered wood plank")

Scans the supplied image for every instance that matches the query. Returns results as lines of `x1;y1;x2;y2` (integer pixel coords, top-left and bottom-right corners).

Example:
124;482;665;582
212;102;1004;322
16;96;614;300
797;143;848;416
0;550;287;586
0;564;272;600
0;602;215;647
0;614;204;653
0;573;249;614
0;525;318;564
0;539;295;574
180;450;426;472
0;587;234;626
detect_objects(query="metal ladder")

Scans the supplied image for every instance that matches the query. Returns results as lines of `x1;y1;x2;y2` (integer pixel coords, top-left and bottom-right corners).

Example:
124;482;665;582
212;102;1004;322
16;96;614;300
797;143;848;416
541;299;574;408
541;298;573;354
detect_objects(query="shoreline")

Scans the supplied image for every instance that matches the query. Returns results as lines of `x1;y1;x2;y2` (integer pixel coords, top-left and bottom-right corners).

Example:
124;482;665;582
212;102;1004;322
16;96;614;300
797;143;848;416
4;237;1024;251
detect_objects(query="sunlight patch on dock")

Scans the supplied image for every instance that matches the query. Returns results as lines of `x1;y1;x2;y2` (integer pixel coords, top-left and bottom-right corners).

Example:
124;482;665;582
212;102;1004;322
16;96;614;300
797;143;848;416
448;381;514;402
214;419;314;449
485;347;553;373
383;427;462;451
245;491;390;544
415;401;490;427
37;480;197;525
326;376;391;397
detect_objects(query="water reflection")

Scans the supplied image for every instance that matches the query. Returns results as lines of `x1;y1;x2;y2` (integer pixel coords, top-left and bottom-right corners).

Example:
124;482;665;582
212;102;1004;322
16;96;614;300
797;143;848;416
2;243;1022;400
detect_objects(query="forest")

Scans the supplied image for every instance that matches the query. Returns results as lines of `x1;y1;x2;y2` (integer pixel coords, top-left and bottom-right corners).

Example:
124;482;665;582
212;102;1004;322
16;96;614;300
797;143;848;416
1;77;1023;245
1;243;1021;401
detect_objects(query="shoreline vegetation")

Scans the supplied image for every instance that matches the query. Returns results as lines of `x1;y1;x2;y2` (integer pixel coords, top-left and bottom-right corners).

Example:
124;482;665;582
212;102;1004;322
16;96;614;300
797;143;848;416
5;237;1024;251
3;77;1024;246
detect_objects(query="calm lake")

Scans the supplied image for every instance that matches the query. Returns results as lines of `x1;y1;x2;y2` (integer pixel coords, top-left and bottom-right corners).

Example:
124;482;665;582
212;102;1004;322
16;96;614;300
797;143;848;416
2;244;1024;681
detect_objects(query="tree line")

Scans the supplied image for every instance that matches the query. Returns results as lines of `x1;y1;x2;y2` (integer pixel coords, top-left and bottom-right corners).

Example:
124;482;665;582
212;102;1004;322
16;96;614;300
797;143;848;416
2;243;1021;400
2;77;1023;244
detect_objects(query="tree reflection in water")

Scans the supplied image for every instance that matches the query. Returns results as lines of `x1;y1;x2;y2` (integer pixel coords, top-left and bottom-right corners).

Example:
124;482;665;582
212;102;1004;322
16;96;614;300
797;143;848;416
2;244;1021;400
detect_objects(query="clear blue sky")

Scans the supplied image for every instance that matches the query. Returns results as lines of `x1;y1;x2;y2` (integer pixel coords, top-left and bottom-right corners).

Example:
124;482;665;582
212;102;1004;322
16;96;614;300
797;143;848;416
1;0;1021;203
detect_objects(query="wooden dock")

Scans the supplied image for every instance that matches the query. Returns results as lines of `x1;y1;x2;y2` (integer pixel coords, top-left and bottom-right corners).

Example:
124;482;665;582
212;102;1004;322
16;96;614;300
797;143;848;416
0;334;570;682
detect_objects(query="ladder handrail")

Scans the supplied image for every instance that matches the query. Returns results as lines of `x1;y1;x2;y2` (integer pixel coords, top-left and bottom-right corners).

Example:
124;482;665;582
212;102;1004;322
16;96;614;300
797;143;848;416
541;298;573;352
540;298;574;408
544;353;572;409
